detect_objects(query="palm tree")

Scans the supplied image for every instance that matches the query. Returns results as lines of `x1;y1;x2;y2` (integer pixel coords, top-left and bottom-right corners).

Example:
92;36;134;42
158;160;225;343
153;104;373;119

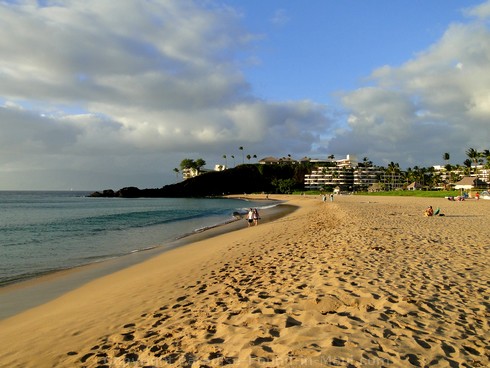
450;170;460;184
443;152;450;164
463;159;473;175
386;162;401;190
453;164;464;182
426;166;436;189
483;149;490;169
173;168;180;180
231;155;235;167
443;163;453;186
465;148;479;174
222;154;227;168
410;165;419;184
253;154;257;162
361;156;373;167
246;154;251;162
405;167;414;185
239;146;244;164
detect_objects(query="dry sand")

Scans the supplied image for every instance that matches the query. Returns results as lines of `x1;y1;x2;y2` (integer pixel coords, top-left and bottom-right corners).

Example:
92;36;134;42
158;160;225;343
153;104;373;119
0;195;488;367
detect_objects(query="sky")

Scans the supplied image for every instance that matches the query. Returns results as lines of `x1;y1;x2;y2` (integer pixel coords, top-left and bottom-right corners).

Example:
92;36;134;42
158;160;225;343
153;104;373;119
1;0;490;190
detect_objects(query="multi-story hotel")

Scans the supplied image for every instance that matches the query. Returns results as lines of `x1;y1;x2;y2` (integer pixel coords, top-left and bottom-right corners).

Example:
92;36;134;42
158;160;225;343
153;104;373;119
303;155;384;191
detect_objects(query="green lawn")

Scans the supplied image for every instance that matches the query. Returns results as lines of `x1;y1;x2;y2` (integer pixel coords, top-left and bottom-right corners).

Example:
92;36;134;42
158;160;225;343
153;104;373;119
354;190;461;198
297;190;462;198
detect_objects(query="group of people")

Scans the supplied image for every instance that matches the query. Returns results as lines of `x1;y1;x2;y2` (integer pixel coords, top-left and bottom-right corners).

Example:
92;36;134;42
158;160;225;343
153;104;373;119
322;194;334;202
247;208;260;227
447;196;465;201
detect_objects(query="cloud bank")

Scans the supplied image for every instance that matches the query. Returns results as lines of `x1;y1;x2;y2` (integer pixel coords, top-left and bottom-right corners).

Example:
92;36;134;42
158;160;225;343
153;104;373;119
0;0;334;189
1;0;489;189
331;6;490;166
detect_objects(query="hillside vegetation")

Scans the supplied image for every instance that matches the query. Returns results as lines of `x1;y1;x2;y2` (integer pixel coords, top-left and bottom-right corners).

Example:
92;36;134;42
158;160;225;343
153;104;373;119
90;164;308;198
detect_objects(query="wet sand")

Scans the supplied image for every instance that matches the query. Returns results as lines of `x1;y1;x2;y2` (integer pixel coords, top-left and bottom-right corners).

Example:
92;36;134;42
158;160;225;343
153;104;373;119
0;195;488;367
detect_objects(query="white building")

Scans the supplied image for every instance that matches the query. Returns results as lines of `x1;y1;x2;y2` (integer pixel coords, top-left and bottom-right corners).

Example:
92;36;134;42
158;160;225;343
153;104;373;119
304;155;383;191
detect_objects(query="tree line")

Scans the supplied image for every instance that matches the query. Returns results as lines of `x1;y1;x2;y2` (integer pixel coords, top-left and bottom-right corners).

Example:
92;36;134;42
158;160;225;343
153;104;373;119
172;147;490;190
173;146;262;178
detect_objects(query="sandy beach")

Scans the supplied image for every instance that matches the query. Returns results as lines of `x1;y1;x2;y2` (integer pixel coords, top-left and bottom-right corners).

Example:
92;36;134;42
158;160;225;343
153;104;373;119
0;194;489;367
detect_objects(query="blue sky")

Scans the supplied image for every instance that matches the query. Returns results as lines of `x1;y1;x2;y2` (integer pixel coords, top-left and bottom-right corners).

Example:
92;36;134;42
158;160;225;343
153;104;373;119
232;1;458;101
1;0;489;190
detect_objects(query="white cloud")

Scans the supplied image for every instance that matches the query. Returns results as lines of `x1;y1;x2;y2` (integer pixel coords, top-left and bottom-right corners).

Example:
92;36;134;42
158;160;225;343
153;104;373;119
331;18;490;167
464;0;490;19
2;0;490;190
0;0;334;189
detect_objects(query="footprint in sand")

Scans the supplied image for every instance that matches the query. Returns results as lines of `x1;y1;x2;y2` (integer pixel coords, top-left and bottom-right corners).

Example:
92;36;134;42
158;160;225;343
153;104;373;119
331;337;346;347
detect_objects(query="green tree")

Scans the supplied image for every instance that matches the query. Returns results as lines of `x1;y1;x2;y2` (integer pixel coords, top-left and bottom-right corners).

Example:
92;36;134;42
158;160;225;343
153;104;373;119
195;158;206;173
272;178;296;194
360;157;373;167
450;170;460;185
443;163;453;186
405;167;415;184
180;158;195;171
426;166;436;188
179;158;205;175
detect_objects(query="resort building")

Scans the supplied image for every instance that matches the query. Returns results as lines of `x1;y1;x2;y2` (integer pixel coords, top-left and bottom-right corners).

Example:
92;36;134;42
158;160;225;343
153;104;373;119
476;167;490;183
182;167;217;180
258;156;297;165
182;167;200;180
432;164;490;188
304;155;384;191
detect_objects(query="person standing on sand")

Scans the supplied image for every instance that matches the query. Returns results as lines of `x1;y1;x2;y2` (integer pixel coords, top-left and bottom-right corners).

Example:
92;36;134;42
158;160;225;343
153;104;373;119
247;208;254;227
253;208;260;226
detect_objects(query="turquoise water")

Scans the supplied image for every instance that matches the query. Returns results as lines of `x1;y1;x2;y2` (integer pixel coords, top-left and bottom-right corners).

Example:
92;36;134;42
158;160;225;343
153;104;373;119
0;191;267;286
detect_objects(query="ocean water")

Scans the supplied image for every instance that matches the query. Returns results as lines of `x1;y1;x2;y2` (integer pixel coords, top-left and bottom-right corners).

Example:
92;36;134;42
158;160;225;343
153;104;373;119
0;191;268;287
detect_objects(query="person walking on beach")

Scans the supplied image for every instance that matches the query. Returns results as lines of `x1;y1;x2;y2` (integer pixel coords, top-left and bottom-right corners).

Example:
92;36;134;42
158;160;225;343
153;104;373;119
247;208;254;227
253;208;260;226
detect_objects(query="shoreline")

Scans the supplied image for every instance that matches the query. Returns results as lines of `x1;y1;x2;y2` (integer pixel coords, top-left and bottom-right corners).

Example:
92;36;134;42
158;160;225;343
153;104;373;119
1;195;488;367
0;197;295;320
